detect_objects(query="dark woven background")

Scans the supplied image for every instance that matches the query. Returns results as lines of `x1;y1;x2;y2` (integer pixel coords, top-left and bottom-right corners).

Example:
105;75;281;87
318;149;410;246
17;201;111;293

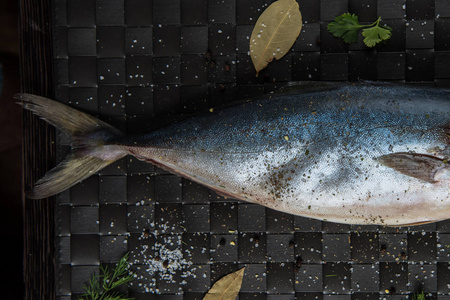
52;0;450;299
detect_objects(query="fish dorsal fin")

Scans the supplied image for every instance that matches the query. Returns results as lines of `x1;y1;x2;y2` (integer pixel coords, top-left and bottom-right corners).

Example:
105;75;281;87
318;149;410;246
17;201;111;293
378;153;448;183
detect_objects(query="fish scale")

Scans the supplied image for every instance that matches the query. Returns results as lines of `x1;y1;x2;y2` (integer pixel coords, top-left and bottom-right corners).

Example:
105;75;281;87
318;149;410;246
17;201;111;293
18;82;450;226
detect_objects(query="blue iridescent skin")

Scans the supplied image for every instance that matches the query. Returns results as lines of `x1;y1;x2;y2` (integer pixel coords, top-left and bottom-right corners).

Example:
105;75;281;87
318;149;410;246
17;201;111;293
21;83;450;225
119;83;450;226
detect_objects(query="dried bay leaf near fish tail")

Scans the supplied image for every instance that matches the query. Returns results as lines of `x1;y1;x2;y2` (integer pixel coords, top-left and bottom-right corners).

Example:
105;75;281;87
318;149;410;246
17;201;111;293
203;267;246;300
249;0;302;76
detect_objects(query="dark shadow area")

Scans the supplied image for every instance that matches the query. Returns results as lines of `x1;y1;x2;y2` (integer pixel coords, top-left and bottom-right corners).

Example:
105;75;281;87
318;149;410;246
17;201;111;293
0;0;23;299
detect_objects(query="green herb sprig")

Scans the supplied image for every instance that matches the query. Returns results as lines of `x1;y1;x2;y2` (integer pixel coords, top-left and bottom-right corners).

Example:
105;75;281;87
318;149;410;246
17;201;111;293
79;253;134;300
327;13;392;47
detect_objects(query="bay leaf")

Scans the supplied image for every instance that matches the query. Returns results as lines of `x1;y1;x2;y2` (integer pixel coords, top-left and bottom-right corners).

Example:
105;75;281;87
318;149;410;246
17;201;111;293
249;0;302;76
203;267;246;300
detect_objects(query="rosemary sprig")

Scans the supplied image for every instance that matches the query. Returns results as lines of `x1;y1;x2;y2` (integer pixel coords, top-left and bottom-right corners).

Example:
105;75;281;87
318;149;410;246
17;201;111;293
79;253;134;300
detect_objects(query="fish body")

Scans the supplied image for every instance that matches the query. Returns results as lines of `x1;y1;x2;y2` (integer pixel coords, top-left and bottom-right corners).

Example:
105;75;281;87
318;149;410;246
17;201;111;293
19;83;450;225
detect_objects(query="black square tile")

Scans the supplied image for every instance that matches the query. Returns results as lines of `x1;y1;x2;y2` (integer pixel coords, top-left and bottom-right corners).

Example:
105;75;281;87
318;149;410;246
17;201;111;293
155;203;184;234
182;179;211;204
436;0;450;17
181;0;208;25
264;55;292;82
210;202;238;234
349;0;377;22
296;292;324;300
238;264;267;292
125;0;153;26
211;234;238;262
320;53;349;80
125;27;153;56
97;27;125;58
266;262;295;293
126;56;153;87
239;233;267;263
406;20;434;49
71;234;99;265
322;234;351;261
438;233;450;261
127;265;156;293
323;222;350;233
351;232;379;263
155;175;182;203
70;206;99;234
351;293;380;300
98;85;126;116
351;264;379;292
379;233;408;262
127;205;155;233
127;174;155;204
435;52;450;79
294;216;322;232
128;232;157;264
320;0;349;22
266;209;293;233
208;55;237;84
435;19;450;51
181;55;208;85
71;265;99;294
96;0;125;25
99;175;127;203
295;264;323;292
292;23;321;52
408;232;437;262
99;204;128;235
377;0;405;19
236;25;252;53
56;264;71;296
236;53;263;85
98;58;126;85
408;264;437;292
68;28;97;57
125;86;153;115
55;59;69;85
99;235;128;263
406;49;434;82
437;262;450;293
181;26;209;54
67;0;96;27
300;0;320;22
183;264;211;292
379;262;408;293
126;154;155;174
237;0;270;25
349;51;377;81
68;56;97;87
68;87;98;114
156;269;183;294
183;204;210;233
208;83;237;107
183;233;210;264
125;0;152;26
153;84;181;114
323;262;351;293
406;0;435;20
153;25;181;56
153;57;181;84
295;232;322;263
267;234;295;262
238;204;266;232
377;52;405;80
208;0;236;24
153;0;180;25
54;26;68;59
208;24;236;56
70;173;99;204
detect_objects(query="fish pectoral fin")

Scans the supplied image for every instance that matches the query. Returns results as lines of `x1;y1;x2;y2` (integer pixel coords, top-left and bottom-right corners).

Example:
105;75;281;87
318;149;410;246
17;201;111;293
377;152;448;183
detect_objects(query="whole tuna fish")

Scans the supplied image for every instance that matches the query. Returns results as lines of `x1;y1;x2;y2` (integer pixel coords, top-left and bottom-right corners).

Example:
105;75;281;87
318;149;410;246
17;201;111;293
18;82;450;226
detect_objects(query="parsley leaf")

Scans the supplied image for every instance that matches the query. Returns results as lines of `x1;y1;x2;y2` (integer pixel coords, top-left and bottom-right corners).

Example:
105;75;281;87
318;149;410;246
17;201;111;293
327;13;392;47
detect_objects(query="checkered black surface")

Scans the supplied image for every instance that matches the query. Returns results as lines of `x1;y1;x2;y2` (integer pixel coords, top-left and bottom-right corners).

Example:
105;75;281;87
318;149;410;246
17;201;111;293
52;0;450;299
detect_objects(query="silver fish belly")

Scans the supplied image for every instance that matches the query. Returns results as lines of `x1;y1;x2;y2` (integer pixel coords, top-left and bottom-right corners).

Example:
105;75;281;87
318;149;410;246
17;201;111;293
19;83;450;226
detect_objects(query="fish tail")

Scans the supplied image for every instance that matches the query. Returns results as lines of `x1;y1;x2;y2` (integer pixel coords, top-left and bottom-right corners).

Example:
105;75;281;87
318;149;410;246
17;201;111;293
17;93;126;199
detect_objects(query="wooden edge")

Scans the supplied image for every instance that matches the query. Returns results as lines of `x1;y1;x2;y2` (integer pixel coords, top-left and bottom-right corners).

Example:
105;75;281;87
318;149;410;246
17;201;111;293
19;0;56;299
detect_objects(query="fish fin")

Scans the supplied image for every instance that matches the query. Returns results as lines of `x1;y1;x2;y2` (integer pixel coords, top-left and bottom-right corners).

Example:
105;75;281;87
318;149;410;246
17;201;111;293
18;93;126;199
378;152;447;183
26;154;117;199
16;93;121;136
